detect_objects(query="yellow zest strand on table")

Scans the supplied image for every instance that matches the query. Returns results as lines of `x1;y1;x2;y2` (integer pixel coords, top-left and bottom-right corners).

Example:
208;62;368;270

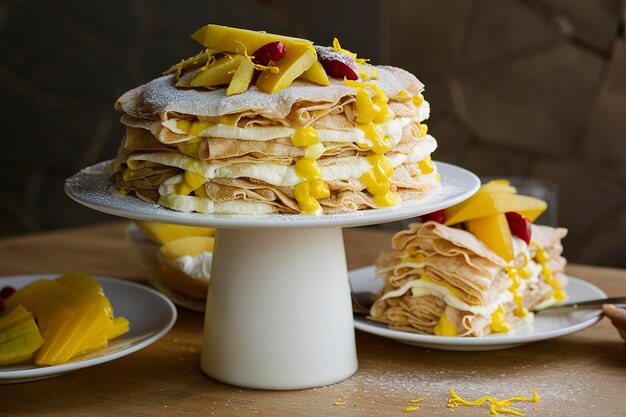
293;158;330;214
407;397;428;403
360;155;398;207
448;387;540;416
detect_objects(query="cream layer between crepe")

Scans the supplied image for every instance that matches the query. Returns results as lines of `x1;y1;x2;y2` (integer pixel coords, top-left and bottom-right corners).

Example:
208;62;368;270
371;222;568;337
110;65;440;214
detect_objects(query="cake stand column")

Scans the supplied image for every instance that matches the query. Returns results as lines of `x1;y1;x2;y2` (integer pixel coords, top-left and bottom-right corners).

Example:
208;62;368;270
201;226;358;390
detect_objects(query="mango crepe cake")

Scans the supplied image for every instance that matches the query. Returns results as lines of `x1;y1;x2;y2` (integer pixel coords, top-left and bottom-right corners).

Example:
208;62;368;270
110;24;440;215
370;180;568;337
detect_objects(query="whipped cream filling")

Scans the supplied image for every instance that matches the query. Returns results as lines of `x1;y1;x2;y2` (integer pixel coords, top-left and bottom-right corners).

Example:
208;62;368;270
138;136;437;192
174;252;213;281
125;101;430;147
158;195;277;214
378;278;514;319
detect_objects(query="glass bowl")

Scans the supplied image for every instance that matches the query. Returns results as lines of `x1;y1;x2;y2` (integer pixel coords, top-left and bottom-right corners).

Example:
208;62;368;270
125;223;211;312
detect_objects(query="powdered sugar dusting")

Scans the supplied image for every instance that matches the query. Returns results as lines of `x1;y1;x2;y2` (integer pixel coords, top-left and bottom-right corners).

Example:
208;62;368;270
116;64;418;119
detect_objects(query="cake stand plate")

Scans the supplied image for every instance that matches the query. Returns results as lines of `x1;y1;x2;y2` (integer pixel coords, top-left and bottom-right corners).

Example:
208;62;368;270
65;160;479;390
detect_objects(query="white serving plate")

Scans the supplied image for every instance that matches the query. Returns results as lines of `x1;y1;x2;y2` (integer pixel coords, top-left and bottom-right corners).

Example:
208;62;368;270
0;274;177;384
350;266;606;351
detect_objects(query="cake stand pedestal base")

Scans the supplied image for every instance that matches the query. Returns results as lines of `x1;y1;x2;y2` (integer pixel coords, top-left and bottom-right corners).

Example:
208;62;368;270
201;227;358;390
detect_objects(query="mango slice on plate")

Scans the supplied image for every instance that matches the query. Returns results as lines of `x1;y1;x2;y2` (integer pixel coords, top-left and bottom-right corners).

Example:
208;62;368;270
3;274;129;366
135;221;215;243
300;61;330;86
466;213;515;262
445;192;547;226
191;24;307;54
81;317;130;355
189;54;244;88
0;305;44;366
256;42;317;93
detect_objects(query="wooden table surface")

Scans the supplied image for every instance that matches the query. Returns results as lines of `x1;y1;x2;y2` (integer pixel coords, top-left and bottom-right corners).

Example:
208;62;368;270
0;222;625;416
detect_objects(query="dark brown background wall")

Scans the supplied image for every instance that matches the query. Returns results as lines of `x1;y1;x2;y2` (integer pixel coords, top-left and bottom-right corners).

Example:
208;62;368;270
1;0;625;266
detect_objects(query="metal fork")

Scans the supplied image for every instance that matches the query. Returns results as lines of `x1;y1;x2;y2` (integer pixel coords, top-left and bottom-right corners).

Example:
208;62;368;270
351;291;375;314
532;297;626;314
351;292;626;315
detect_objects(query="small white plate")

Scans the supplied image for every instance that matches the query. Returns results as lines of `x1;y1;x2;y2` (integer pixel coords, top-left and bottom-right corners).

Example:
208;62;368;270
350;266;606;351
0;274;177;383
65;160;479;229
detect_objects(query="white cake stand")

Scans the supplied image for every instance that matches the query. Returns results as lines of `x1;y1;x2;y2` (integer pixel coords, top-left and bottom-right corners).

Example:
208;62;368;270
65;160;479;390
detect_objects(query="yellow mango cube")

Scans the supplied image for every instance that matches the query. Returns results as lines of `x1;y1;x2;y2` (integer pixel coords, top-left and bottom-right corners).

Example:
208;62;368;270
445;192;547;226
189;54;244;88
256;42;317;93
226;58;256;96
466;214;515;262
300;61;330;86
191;24;307;54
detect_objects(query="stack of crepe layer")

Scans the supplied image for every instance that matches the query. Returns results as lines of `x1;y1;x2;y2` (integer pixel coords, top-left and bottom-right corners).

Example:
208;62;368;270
371;222;568;337
111;64;440;215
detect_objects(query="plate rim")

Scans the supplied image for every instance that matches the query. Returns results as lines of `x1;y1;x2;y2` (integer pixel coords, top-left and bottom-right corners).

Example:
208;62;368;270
350;265;607;347
64;160;480;229
0;274;177;382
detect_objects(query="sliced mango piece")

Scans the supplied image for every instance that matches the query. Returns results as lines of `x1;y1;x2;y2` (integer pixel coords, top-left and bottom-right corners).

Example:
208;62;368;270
0;329;44;366
135;221;215;243
227;58;256;96
191;24;307;54
0;305;32;331
159;236;215;261
300;61;330;86
189;54;244;88
81;317;130;356
4;281;40;313
474;179;517;196
0;306;44;366
466;214;515;262
256;42;317;93
57;272;113;317
55;273;116;361
4;274;129;366
34;280;97;365
445;193;547;226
